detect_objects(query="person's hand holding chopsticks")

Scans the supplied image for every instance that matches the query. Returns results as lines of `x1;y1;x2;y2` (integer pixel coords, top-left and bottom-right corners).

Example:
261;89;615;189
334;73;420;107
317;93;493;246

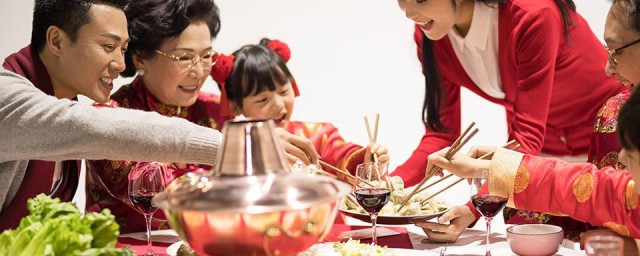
426;147;492;178
275;127;320;165
364;143;390;165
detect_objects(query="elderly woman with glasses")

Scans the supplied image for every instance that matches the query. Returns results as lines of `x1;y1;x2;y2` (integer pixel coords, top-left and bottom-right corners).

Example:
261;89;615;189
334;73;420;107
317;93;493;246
83;0;228;233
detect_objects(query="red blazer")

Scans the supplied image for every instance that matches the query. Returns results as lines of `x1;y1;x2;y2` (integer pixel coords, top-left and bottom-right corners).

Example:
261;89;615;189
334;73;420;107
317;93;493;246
396;0;625;186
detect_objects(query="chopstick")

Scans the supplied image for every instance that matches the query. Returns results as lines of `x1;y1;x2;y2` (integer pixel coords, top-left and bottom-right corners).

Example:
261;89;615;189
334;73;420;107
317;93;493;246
417;141;521;202
413;140;519;195
319;160;374;187
397;122;478;211
364;114;395;192
364;116;379;163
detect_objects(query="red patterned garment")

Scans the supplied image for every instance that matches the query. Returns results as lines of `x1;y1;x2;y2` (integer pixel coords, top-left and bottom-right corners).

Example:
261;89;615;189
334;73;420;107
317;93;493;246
502;90;631;240
85;77;231;233
285;121;366;180
487;149;640;238
588;90;630;170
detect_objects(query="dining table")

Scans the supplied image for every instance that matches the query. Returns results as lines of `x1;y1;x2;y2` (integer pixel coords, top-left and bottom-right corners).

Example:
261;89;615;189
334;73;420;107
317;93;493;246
117;212;586;255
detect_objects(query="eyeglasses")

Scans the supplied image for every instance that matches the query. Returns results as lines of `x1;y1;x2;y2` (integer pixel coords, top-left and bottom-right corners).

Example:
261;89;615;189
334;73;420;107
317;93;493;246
604;38;640;66
154;49;221;70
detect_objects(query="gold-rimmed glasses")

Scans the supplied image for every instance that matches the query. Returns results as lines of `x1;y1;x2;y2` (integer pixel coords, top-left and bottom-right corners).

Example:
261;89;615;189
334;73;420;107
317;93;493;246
604;38;640;66
154;49;221;70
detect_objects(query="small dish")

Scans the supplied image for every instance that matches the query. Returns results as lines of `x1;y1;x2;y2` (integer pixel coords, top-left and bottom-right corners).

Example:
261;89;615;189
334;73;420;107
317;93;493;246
506;224;564;256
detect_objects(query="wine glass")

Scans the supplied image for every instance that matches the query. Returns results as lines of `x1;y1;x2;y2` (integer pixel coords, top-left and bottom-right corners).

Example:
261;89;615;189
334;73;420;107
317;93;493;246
354;162;390;244
470;169;507;256
585;235;624;256
128;162;167;256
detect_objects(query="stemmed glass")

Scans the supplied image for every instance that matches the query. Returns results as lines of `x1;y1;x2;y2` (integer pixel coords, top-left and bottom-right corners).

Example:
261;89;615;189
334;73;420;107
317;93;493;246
128;162;167;256
353;162;390;244
470;170;507;256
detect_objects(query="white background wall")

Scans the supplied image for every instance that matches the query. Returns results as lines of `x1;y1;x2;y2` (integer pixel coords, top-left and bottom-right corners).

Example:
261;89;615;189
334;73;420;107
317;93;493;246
0;0;613;209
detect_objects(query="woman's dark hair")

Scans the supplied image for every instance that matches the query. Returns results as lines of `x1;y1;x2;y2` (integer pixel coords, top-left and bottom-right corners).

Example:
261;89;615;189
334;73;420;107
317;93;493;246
421;0;576;132
224;38;294;108
31;0;129;52
121;0;221;77
618;89;640;150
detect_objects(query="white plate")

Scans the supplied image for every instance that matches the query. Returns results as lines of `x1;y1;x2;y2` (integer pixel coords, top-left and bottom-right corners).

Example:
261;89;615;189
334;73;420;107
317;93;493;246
167;241;439;256
301;243;439;256
166;241;184;256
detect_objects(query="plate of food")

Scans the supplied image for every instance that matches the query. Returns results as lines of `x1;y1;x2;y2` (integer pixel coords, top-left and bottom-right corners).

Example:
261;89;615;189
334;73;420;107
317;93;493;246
167;241;198;256
299;240;437;256
339;177;449;225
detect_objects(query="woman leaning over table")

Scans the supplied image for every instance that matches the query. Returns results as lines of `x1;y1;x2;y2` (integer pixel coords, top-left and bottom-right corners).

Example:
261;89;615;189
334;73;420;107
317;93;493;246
393;0;627;241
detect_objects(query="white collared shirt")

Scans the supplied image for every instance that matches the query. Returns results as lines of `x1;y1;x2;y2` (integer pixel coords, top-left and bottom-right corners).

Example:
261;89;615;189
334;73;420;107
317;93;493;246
448;2;504;99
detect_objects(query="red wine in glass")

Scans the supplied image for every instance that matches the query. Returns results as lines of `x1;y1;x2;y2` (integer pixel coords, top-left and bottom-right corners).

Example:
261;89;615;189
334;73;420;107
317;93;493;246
129;191;160;214
128;162;166;256
471;194;508;218
354;162;389;245
355;187;391;213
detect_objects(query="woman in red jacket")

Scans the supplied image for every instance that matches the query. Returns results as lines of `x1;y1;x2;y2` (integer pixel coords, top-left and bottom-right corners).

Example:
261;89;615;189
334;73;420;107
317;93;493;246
395;0;627;242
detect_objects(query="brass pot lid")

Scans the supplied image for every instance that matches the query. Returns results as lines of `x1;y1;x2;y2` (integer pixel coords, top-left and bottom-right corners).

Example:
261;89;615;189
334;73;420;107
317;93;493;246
153;172;351;214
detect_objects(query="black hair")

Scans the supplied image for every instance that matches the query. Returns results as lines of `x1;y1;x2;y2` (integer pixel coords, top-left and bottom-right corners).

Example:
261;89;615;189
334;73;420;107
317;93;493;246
224;38;294;108
612;0;640;31
31;0;129;52
421;0;576;132
121;0;221;77
618;88;640;150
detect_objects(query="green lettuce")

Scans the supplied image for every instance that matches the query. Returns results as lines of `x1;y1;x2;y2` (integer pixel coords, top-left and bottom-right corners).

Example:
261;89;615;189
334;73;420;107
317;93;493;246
0;194;134;256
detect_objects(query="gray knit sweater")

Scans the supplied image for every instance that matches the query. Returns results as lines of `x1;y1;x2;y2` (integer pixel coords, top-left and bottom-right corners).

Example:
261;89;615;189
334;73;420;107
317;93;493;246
0;69;221;214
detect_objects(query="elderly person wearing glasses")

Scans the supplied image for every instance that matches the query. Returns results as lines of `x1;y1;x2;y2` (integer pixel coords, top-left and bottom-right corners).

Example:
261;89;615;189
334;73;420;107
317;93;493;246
85;0;258;232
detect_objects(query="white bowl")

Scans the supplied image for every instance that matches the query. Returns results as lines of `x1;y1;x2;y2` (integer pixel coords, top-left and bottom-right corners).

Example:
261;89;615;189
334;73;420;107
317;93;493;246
506;224;564;256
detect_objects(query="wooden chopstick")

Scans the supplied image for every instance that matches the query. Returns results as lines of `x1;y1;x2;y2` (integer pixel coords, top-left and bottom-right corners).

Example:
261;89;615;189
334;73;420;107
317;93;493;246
421;178;465;203
416;141;521;199
364;114;394;192
397;122;477;211
319;160;374;187
364;116;379;163
417;128;478;192
373;114;380;143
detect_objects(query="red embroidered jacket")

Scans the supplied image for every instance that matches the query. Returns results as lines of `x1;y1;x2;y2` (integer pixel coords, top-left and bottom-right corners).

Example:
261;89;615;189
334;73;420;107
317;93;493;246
85;77;231;232
488;149;640;238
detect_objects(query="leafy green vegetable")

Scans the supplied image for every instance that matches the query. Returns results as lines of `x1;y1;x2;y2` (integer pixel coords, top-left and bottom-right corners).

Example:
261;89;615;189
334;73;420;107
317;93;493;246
0;194;134;256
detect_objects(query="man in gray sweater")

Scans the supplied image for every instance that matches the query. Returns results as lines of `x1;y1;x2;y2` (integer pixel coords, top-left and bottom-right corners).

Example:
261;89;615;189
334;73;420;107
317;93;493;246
0;0;318;230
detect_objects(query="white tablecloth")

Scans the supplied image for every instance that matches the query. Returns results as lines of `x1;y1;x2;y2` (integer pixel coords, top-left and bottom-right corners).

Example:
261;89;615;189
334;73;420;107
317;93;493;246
346;213;586;256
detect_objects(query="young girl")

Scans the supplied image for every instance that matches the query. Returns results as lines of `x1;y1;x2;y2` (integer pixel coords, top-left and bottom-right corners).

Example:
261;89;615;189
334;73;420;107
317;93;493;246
211;38;390;176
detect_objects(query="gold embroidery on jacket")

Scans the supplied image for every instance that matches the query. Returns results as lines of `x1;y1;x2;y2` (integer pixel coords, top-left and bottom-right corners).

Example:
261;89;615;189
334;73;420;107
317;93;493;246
514;165;530;194
625;180;638;210
603;222;630;237
572;173;593;203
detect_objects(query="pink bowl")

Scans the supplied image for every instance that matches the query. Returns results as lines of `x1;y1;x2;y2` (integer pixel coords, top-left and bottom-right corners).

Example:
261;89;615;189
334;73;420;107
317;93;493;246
506;224;564;256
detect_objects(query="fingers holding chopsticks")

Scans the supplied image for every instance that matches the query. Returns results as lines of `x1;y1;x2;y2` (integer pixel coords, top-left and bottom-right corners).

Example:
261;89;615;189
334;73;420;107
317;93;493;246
425;147;451;177
466;146;498;159
364;143;390;165
275;127;320;165
427;148;491;178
